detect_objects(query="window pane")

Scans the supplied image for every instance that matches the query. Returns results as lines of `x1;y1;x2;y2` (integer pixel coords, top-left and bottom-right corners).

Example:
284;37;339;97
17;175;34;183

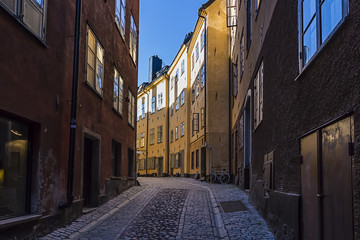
97;43;104;64
96;61;103;91
303;18;317;65
87;49;95;68
1;0;16;12
88;30;96;52
87;65;95;86
321;0;342;42
302;0;316;30
0;116;29;218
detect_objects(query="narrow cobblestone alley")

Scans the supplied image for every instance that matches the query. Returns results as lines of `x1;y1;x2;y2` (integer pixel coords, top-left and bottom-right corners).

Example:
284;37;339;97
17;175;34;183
40;178;274;240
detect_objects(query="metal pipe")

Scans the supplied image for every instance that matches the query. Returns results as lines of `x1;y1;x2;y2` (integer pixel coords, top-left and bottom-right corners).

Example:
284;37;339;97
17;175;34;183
59;0;81;209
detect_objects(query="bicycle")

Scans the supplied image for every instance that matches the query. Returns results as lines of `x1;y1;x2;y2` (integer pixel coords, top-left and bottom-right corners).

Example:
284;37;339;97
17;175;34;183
206;170;230;184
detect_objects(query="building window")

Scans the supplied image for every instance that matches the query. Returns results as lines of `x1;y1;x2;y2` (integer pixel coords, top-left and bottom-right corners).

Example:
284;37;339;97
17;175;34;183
300;0;348;66
157;93;163;110
191;87;195;104
128;90;135;127
196;149;199;169
201;30;205;50
195;75;200;98
192;113;199;134
181;60;185;75
175;97;179;111
171;77;174;89
201;108;205;129
115;0;126;38
254;62;264;129
246;0;252;50
170;130;174;143
0;116;31;219
200;65;206;88
136;134;139;147
176;69;179;80
157;126;163;143
180;90;185;106
192;54;194;70
141;98;145;119
149;128;155;145
140;133;145;147
240;30;245;78
191;152;195;169
195;43;199;61
175;126;179;140
232;59;238;97
86;27;104;95
151;96;156;114
113;68;124;115
130;14;137;64
0;0;47;39
180;122;185;137
111;140;122;177
170;105;174;116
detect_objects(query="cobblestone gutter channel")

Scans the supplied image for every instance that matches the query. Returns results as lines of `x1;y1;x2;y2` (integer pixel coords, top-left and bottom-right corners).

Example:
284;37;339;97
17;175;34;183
120;188;190;240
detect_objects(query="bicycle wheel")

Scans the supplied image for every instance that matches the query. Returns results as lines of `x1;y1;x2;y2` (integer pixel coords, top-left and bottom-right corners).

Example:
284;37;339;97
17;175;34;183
220;173;230;184
207;173;216;183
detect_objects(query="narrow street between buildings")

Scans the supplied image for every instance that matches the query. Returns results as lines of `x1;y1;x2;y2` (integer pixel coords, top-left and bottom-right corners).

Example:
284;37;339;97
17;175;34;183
40;178;274;240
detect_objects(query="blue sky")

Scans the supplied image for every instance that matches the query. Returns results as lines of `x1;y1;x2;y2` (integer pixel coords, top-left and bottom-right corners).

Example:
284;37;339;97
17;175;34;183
138;0;208;86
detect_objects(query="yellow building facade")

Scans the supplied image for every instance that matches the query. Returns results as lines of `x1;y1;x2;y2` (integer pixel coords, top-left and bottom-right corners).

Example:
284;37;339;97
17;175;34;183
136;0;229;178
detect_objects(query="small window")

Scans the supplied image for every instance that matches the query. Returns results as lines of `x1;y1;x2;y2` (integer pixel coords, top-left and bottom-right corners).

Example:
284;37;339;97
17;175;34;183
130;14;138;64
113;68;124;115
180;90;185;106
246;0;252;50
151;96;156;114
157;126;163;143
140;133;145;147
180;122;185;137
232;59;238;97
170;130;174;143
111;140;122;177
115;0;126;38
175;126;179;140
240;30;245;78
181;60;185;75
201;30;205;49
191;152;195;169
192;54;195;70
86;27;104;95
195;43;199;61
149;128;155;145
141;97;145;119
192;113;199;134
300;0;348;66
201;108;205;128
175;97;179;111
200;65;206;88
157;93;163;110
196;149;199;169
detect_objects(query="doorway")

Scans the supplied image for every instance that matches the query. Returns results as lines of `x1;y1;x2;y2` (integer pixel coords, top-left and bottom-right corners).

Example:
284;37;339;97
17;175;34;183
83;136;100;207
300;116;354;240
243;91;251;189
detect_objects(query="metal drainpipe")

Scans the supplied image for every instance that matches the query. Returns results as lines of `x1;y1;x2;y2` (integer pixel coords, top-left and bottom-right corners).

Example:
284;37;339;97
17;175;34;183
228;28;232;178
59;0;81;209
199;11;207;176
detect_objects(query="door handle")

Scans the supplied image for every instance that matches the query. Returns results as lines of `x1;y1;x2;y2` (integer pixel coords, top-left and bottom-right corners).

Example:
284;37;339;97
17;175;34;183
316;194;324;198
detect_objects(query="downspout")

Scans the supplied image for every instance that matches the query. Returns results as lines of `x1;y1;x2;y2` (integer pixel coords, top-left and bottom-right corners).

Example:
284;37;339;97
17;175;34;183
145;91;149;176
59;0;81;209
198;11;207;176
228;28;232;178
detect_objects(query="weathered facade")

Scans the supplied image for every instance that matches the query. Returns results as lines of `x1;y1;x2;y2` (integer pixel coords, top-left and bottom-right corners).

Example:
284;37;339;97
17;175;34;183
229;0;360;239
0;0;139;238
136;0;230;178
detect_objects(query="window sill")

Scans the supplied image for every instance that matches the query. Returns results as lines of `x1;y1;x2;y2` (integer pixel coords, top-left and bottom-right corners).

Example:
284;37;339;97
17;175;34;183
84;81;104;99
0;4;48;48
112;108;123;118
0;214;42;229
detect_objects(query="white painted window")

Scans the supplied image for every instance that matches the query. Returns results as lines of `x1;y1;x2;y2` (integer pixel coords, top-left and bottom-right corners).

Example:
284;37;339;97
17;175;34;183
254;62;263;129
115;0;126;38
113;68;124;114
130;14;137;64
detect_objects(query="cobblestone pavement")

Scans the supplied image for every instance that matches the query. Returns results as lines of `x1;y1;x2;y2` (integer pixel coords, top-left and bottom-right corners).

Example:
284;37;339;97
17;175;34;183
40;177;274;240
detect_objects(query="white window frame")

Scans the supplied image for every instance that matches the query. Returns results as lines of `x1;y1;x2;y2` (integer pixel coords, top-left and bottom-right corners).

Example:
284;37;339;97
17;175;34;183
113;68;124;115
157;92;163;110
128;90;135;127
180;122;185;137
115;0;126;39
86;26;104;96
130;14;138;64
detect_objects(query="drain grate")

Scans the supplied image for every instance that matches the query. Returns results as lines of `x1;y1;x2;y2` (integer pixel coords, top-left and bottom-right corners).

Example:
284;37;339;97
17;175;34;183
219;200;248;213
